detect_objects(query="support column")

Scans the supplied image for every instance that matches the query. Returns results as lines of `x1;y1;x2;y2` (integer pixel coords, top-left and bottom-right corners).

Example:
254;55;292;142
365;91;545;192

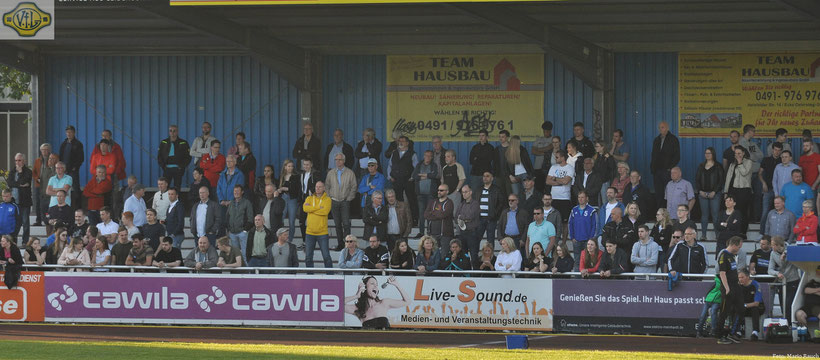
592;50;615;142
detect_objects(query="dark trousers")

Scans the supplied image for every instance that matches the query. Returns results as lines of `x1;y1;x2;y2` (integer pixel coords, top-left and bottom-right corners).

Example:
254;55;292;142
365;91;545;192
728;187;753;234
87;210;101;228
163;167;185;190
68;170;81;205
13;206;30;245
433;234;452;252
330;200;351;248
775;280;800;324
460;227;480;261
477;218;497;245
717;285;743;338
33;187;43;223
392;178;418;224
733;307;762;334
653;169;671;211
417;194;432;234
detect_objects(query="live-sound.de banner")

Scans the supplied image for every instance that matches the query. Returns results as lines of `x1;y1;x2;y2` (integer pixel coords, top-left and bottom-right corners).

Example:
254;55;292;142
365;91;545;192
343;276;552;331
387;55;544;142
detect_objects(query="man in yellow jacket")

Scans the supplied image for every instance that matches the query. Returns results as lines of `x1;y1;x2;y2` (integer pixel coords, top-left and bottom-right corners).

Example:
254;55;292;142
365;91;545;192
303;181;333;268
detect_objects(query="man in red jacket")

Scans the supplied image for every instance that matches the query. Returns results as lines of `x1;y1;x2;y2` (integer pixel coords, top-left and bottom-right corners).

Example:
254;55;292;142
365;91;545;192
83;165;112;226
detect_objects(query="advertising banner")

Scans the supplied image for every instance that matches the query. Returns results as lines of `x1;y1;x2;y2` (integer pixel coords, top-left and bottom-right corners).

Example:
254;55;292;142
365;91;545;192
343;276;552;331
45;273;344;326
553;279;771;336
0;271;45;322
386;55;544;142
678;53;820;137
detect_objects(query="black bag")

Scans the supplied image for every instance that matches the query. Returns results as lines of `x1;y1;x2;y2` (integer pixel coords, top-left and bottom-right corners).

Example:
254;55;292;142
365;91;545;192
3;266;20;289
765;324;793;343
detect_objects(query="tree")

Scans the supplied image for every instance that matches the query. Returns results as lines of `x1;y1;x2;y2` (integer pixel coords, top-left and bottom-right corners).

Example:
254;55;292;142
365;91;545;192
0;65;31;101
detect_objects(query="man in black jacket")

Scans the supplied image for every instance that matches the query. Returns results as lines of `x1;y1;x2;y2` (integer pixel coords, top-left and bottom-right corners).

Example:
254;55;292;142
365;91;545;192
600;207;637;262
650;121;680;211
567;122;594;162
8;153;32;243
157;125;191;189
573;157;604;207
247;215;274;267
476;172;503;246
362;191;388;244
387;136;418;225
355;128;383;177
519;175;543;223
165;188;186;248
59;125;84;206
259;184;284;234
667;226;708;290
362;235;389;269
190;187;222;247
599;239;630;278
293;122;322;172
324;128;355;172
468;129;494;193
622;170;655;219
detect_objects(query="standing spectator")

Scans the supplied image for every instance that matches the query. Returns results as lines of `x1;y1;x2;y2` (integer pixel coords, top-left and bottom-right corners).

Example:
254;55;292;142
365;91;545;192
650;121;680;210
190;187;222;247
531;122;553;194
390;239;416;271
32;143;52;226
724;146;753;233
140;209;165;252
355;128;382;177
666;167;695;219
362;191;388;245
520;175;543;222
766;128;792;156
600;239;629;278
722;130;745;175
293;122;322;172
200;140;226;191
152;236;183;269
794;200;817;243
412;150;440;238
189;168;212;204
184;236;218;270
236;142;257;194
94;130;126;182
59;125;84;206
259;184;284;233
495;130;512;198
672;205;697;234
650;208;674;257
579;239;603;278
152;177;171;222
0;190;20;240
387;136;418;226
716;236;743;345
631;225;659;273
527;207;556;258
358;159;386;208
749;236;772;276
125;233;153;267
738;125;765;223
622;170;654;219
542;193;563;242
476;172;502;245
216;236;244;268
121;211;140;238
95;207;119;243
601;207;636;258
303;181;332;268
279;159;300;243
383;130;414;166
567;122;594;162
424;184;454;251
217;155;245;225
498;194;528;254
363;235;389;270
157;125;191;189
225;186;253;263
599;187;625;235
324;128;355;173
667;226;708;289
798;140;820;190
338;234;365;269
573;157;604;207
123;184;147;227
189;122;217;166
415;235;441;274
165;188;186;248
83;165;112;226
253;164;277;209
715;195;745;256
506;135;533;196
494;237;521;274
768;236;801;323
593;140;616;206
267;227;299;271
246;215;273;267
802;129;820;155
548;136;562;172
610;129;630;162
46;162;73;207
8;153;32;243
326;153;357;251
384;189;413;248
566;142;582;172
695;147;724;241
547;150;575;238
469;129;495;194
441;149;466;210
773;150;800;197
431;135;447;171
226;132;246;157
568;191;598;271
759;142;782;235
89;139;120;210
297;158;319;239
781;169;814;217
610;161;630;203
440;238;472;272
454;185;480;260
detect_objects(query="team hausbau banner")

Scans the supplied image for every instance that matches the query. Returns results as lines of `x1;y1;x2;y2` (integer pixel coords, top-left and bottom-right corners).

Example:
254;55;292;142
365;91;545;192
387;55;544;142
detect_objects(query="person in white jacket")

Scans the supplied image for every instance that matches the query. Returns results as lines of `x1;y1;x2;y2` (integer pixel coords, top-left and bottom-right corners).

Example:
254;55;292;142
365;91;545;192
495;237;522;278
631;225;659;273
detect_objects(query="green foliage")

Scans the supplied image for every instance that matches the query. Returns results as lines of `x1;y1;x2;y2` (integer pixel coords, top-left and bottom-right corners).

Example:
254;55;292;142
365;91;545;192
0;64;31;101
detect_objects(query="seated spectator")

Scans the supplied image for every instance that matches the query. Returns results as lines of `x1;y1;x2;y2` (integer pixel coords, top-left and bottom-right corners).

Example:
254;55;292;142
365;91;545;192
140;209;165;252
473;240;496;272
69;208;90;239
267;227;298;272
599;239;629;278
495;237;522;276
389;239;416;271
246;215;274;267
125;233;153;267
58;237;91;271
735;269;764;341
216;236;244;268
46;190;73;228
795;266;820;327
551;242;574;273
184;236;219;271
698;278;722;338
110;227;132;265
45;227;67;264
95;206;119;243
152;236;183;269
749;236;771;276
579;239;603;278
631;225;659;273
793;200;818;243
440;238;472;272
339;234;365;269
82;223;99;255
415;235;441;275
89;236;110;272
523;242;549;273
24;237;46;266
667;226;708;290
362;235;389;270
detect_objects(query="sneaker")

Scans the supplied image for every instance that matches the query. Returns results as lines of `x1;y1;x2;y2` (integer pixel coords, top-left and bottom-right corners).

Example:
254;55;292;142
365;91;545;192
717;337;732;345
750;331;759;342
727;334;742;343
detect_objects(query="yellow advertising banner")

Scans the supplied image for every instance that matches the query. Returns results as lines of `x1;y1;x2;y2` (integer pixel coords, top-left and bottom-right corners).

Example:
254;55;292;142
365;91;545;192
678;53;820;137
171;0;557;5
387;54;544;142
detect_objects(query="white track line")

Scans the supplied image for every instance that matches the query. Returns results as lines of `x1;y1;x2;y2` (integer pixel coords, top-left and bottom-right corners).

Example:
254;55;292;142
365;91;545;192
447;335;555;348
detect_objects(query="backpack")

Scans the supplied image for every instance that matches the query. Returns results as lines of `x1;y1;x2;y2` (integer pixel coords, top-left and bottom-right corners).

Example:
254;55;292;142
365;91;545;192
764;323;793;343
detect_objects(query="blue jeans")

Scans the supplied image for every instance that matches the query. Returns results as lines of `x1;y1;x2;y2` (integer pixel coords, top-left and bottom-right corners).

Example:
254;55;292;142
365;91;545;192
248;257;267;267
698;301;720;334
417;193;433;234
15;206;30;246
760;190;773;235
698;194;720;240
229;231;249;264
170;234;185;249
304;234;332;268
573;240;584;271
282;194;299;244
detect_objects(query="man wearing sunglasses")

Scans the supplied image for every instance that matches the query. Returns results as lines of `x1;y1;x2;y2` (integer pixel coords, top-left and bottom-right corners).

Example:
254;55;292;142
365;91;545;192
424;184;454;251
666;226;708;290
266;227;299;273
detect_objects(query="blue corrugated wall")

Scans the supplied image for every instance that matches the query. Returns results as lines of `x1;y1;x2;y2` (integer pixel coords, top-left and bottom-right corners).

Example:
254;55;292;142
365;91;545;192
322;54;594;173
46;56;301;187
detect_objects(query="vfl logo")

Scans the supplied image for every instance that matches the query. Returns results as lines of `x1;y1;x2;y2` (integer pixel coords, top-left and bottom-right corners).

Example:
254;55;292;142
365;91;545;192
196;286;226;313
3;2;51;37
47;285;77;311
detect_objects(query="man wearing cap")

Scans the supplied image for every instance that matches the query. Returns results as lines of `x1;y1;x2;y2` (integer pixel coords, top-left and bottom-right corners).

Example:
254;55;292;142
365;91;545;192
123;184;148;227
247;214;273;267
59;125;84;206
267;226;299;272
358;158;386;208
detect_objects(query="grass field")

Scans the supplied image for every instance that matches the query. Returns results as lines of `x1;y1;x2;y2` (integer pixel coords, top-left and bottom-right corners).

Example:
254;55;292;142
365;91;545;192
0;340;773;360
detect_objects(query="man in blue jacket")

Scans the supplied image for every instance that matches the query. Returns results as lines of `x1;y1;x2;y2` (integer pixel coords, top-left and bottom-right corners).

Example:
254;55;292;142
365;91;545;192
568;190;598;271
217;155;245;236
0;190;20;240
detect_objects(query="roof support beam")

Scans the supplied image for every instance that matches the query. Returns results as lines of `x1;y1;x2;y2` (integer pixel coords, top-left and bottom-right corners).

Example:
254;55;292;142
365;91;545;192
772;0;820;22
446;3;606;89
134;3;308;89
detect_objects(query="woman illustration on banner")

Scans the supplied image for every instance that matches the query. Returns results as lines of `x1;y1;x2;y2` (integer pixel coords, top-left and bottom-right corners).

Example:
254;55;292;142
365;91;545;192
344;275;410;329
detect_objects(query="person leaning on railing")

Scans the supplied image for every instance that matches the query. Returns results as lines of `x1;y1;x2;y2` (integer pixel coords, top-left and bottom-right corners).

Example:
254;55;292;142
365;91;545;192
579;239;602;278
58;237;91;272
415;235;440;275
494;237;521;277
0;235;23;288
550;242;574;274
24;237;46;266
338;234;364;269
89;235;111;272
184;236;218;271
